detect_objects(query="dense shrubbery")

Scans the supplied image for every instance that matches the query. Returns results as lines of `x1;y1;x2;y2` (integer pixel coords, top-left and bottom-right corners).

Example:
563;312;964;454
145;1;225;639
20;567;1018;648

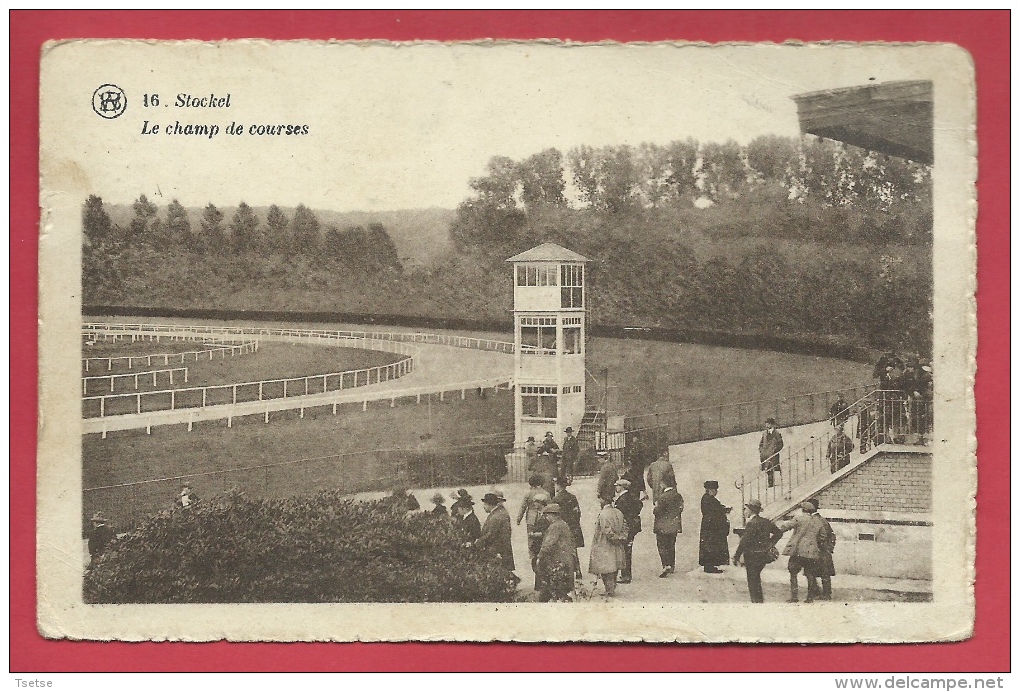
84;491;516;603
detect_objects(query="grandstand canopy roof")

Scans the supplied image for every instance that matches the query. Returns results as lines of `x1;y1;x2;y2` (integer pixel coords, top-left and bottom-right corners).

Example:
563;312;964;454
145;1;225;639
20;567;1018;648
505;243;591;263
792;80;933;164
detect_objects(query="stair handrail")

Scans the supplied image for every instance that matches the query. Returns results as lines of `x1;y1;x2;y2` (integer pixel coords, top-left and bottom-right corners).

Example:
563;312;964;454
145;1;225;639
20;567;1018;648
734;389;883;524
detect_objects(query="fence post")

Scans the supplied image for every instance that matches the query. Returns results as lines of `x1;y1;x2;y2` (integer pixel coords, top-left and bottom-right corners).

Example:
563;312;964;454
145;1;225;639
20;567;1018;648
202;389;207;408
136;394;141;414
171;389;175;410
259;382;263;400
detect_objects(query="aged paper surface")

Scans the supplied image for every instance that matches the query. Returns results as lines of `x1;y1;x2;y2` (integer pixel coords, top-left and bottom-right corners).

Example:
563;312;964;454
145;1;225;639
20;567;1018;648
39;40;975;642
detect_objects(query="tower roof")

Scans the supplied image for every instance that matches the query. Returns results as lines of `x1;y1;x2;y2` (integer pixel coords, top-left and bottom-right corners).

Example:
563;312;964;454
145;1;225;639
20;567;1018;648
505;243;591;263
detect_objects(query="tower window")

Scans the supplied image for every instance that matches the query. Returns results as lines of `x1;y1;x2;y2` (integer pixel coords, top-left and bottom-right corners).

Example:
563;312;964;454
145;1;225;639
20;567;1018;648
560;264;584;308
520;316;557;355
517;265;558;286
563;327;582;354
521;385;558;419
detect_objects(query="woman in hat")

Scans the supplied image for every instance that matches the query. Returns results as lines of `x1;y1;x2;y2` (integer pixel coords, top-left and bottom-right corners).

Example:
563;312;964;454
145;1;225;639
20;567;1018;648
450;488;473;513
733;498;783;602
699;480;731;573
588;498;627;599
613;479;643;583
536;504;577;602
429;492;448;517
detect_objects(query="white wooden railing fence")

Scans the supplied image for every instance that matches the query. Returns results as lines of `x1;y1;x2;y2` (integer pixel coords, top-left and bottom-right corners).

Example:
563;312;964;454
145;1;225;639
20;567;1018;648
81;339;259;372
83;367;189;394
83;322;515;353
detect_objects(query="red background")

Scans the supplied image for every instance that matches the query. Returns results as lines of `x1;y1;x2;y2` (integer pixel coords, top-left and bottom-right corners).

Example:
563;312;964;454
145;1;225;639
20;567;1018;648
10;10;1009;672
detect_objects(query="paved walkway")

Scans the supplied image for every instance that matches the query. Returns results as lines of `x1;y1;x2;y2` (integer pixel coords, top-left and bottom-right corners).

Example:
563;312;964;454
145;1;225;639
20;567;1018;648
378;417;930;603
82;328;514;434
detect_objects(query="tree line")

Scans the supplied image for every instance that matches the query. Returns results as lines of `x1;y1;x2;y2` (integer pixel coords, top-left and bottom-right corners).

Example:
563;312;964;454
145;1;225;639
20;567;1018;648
451;135;932;254
83;195;402;296
84;195;401;265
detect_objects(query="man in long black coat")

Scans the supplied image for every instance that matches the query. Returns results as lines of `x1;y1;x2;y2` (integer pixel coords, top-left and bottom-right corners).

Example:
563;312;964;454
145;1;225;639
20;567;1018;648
699;480;731;573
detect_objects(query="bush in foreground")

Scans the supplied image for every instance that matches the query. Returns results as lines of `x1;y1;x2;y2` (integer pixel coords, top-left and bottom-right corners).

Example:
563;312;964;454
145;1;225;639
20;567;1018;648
84;490;516;603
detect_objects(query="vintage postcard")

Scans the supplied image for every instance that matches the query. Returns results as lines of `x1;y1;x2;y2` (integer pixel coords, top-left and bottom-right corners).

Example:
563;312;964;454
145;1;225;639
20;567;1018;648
38;39;976;642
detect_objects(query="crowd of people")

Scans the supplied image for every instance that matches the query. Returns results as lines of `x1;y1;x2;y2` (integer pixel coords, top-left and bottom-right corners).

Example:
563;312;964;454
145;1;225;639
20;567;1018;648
85;425;851;604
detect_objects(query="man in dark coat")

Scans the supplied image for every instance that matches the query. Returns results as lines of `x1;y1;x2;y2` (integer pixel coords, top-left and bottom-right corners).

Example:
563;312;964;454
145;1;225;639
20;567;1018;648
475;489;516;572
652;483;684;577
699;480;731;573
552;477;584;579
621;458;647;499
538;431;559;456
758;419;784;488
454;497;482;544
596;452;619;505
733;498;783;603
613;479;643;583
560;427;580;482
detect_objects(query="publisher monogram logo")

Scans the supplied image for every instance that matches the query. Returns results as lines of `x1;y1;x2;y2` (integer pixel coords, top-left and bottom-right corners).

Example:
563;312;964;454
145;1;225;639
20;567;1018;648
92;84;127;119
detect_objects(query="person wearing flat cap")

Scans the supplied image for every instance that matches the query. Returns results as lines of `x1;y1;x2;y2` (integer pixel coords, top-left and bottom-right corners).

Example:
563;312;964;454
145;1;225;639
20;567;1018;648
806;498;837;600
474;488;516;574
776;501;827;603
733;498;783;602
536;503;577;602
613;478;643;583
699;480;732;573
87;510;116;562
589;494;627;599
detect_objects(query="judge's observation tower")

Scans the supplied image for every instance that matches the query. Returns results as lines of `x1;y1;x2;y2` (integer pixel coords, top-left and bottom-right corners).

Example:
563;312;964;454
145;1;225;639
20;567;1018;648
506;243;591;446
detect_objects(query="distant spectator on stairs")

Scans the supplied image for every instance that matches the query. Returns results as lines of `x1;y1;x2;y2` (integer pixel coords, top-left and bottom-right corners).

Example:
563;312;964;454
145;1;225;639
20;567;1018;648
827;427;855;473
829;394;850;428
758;419;784;489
